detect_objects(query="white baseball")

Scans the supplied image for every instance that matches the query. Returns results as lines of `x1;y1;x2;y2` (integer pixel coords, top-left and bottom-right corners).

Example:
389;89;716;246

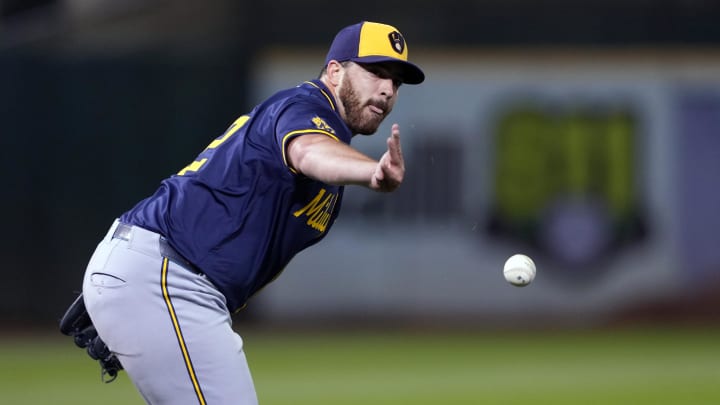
503;254;536;287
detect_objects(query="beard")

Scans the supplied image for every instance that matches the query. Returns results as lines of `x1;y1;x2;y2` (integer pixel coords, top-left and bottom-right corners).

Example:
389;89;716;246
338;77;391;135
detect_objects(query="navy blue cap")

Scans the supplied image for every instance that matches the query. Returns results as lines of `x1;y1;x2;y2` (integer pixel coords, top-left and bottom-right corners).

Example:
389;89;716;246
325;21;425;85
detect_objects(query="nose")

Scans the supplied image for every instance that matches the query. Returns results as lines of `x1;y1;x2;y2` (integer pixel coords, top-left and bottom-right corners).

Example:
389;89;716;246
379;77;395;99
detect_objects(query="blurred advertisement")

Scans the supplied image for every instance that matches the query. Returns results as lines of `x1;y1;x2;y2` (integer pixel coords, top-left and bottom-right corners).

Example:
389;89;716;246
487;102;647;277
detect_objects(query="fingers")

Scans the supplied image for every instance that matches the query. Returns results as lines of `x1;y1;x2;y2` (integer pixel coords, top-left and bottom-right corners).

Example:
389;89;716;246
386;123;403;166
371;124;404;192
369;124;405;192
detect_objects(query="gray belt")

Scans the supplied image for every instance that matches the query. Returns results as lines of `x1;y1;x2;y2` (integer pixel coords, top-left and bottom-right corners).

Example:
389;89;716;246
112;222;202;275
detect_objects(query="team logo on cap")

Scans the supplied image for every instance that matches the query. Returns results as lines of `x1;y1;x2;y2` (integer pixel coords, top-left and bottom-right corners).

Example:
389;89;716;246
388;31;405;55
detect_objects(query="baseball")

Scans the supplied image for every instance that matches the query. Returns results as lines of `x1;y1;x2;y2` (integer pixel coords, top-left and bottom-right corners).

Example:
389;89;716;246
503;254;536;287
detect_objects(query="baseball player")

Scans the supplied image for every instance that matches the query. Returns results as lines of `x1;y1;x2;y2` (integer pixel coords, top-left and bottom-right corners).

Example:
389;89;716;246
72;21;424;404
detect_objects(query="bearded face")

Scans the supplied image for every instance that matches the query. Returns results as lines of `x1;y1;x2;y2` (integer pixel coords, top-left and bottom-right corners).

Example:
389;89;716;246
337;70;394;135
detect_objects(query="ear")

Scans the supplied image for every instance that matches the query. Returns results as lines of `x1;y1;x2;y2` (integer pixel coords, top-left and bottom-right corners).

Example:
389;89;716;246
326;60;344;87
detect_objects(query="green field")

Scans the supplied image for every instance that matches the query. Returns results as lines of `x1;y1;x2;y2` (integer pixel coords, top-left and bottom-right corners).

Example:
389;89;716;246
2;326;719;404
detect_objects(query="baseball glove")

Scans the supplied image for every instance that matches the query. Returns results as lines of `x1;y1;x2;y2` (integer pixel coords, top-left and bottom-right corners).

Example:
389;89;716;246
60;293;123;382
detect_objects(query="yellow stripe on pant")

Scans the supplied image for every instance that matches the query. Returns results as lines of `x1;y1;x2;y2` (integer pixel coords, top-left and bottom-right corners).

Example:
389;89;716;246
161;257;207;405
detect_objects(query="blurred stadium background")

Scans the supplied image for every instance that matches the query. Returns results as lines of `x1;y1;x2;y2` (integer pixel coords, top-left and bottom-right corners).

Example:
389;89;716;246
1;0;719;404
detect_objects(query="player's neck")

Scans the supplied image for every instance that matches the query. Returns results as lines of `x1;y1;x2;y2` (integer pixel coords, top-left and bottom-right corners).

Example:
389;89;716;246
319;76;346;121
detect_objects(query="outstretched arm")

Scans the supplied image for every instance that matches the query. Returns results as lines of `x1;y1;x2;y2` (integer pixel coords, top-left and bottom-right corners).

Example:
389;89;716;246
286;123;405;192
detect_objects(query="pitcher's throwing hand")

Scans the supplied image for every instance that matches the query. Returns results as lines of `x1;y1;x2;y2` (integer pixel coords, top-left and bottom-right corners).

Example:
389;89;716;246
371;123;405;192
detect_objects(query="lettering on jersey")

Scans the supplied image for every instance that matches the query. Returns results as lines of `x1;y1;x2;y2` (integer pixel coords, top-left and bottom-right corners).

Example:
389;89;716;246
293;188;338;233
312;116;335;135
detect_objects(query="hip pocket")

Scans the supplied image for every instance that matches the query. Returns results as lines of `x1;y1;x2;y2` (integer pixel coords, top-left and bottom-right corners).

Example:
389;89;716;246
90;272;127;289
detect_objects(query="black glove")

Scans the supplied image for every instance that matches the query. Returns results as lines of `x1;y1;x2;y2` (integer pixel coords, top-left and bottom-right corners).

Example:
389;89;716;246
60;293;124;382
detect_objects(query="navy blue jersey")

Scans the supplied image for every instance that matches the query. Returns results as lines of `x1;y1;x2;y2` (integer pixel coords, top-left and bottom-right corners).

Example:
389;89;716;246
120;80;352;311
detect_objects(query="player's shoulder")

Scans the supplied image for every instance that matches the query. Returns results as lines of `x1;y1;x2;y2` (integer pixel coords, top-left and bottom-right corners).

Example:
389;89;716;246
261;81;338;124
267;80;350;143
269;80;337;112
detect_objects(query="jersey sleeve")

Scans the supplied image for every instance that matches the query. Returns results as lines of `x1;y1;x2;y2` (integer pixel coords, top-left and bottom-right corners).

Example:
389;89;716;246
275;100;350;172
